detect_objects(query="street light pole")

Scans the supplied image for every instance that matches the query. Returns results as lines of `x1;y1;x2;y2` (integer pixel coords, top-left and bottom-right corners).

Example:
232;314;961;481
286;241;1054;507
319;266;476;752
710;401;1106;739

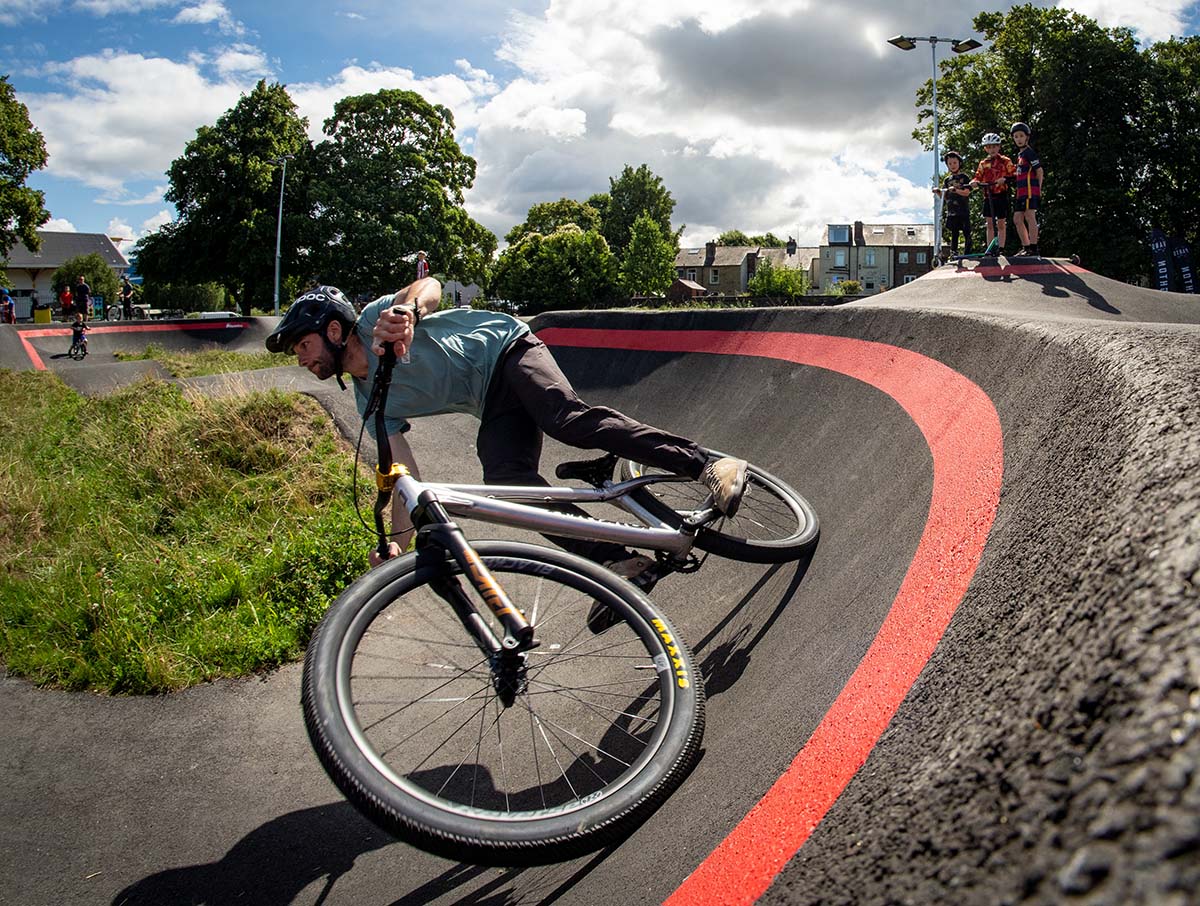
888;34;982;261
272;155;292;316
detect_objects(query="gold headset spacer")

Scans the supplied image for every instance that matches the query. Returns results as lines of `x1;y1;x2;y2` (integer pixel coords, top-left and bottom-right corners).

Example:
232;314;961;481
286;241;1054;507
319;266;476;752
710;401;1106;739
376;462;410;492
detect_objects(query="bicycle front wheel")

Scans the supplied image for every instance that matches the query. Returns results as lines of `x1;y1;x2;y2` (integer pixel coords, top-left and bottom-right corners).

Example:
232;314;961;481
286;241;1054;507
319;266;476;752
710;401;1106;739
619;454;818;563
302;540;705;865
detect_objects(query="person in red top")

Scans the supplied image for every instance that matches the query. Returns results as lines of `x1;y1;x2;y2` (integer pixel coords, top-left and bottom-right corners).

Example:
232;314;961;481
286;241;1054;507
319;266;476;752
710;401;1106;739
415;250;430;281
1010;121;1045;257
59;284;73;320
969;132;1016;252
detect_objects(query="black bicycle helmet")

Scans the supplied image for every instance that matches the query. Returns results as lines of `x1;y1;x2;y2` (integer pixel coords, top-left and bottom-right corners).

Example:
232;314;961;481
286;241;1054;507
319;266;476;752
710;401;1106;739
1010;121;1031;136
942;150;963;164
265;285;357;354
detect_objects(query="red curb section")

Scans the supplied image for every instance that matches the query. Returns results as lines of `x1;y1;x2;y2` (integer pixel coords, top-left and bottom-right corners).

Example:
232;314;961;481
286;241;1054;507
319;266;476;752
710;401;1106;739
16;321;249;371
926;262;1086;278
539;328;1003;906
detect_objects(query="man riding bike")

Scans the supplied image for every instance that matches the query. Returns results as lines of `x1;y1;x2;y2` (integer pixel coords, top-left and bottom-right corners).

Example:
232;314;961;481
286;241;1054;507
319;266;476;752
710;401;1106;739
266;278;748;581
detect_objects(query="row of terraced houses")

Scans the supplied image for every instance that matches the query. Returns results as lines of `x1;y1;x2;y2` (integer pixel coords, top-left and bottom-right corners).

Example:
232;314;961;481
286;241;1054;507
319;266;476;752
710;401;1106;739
673;221;935;297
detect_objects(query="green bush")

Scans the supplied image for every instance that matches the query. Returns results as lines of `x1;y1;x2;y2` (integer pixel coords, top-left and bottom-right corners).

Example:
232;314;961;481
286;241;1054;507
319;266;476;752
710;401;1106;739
0;371;370;693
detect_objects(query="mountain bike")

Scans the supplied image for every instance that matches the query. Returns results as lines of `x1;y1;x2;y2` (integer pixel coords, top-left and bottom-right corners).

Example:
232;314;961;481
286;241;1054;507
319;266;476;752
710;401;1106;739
301;346;819;865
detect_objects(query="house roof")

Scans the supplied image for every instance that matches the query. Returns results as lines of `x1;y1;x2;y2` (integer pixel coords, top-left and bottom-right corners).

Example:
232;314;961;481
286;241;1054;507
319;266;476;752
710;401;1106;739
5;231;129;270
675;245;759;268
760;246;820;271
820;224;934;247
674;279;706;291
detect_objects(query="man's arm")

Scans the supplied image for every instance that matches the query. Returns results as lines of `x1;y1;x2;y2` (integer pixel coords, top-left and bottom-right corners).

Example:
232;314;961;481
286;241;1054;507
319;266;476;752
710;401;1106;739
372;277;443;358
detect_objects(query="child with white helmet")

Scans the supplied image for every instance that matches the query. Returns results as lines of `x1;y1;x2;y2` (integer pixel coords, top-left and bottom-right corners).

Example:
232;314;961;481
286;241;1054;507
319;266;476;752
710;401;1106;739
969;132;1016;252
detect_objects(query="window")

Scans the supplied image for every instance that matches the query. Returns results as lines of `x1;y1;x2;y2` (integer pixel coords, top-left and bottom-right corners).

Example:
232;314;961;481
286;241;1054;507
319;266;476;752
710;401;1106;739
916;252;927;264
686;268;697;282
898;252;909;264
828;224;850;244
864;249;876;267
903;275;916;284
834;249;846;267
865;281;875;290
710;269;720;284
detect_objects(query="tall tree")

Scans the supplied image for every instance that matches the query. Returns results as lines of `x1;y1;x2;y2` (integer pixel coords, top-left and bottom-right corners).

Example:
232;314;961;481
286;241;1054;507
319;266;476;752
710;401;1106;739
914;6;1151;279
151;80;310;313
0;75;50;263
601;164;680;258
505;198;602;245
310;89;491;296
492;226;618;312
620;214;677;297
747;257;809;300
1141;36;1200;245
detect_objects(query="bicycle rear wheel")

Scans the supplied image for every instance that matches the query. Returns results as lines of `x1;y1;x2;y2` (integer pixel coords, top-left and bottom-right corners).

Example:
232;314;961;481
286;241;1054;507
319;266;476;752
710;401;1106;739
302;540;705;865
619;454;818;563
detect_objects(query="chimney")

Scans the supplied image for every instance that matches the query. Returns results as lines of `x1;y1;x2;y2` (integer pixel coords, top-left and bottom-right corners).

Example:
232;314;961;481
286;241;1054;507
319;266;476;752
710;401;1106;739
704;240;716;266
786;236;797;256
853;221;865;245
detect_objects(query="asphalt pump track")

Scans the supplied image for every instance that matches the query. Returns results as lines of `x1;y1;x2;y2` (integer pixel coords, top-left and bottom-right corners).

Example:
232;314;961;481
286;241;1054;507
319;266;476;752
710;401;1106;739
1;258;1197;906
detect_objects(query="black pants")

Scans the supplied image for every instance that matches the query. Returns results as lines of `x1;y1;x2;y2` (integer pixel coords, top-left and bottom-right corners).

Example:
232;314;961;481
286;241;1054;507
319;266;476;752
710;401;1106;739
945;214;972;254
477;334;710;563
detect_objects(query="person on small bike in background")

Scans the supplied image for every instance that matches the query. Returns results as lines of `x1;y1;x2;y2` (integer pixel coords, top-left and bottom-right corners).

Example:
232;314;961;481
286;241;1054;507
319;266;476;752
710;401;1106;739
970;132;1016;252
0;289;15;325
935;150;972;255
70;312;88;356
1009;121;1045;257
266;279;749;579
120;275;135;319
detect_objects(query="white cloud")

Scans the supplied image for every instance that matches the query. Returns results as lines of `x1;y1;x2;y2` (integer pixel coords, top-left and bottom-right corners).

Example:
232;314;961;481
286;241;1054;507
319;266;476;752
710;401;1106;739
43;217;77;231
74;0;173;14
106;210;172;252
172;0;245;36
212;44;270;77
1057;0;1196;41
25;50;259;192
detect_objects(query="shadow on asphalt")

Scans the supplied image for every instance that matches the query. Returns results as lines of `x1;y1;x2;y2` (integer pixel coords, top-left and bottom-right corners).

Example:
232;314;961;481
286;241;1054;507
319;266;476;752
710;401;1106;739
694;549;815;698
111;802;395;906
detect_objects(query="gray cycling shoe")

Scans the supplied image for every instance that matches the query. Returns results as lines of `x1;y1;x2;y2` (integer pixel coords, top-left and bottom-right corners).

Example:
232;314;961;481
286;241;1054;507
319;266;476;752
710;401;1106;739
588;555;657;634
700;456;748;517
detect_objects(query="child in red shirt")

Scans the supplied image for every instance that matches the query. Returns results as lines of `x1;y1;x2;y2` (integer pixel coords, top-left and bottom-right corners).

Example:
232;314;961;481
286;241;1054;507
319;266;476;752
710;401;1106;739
970;132;1016;252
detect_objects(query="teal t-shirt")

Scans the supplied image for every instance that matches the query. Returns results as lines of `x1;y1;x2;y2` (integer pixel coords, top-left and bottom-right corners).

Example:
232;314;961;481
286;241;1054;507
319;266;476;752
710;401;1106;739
353;296;531;437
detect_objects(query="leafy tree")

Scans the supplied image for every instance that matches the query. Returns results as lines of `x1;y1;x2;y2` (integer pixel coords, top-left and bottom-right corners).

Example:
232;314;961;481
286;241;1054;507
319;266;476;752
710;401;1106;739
716;229;752;246
832;279;862;296
506;198;602;245
0;75;50;263
751;232;786;248
1141;36;1200;245
747;257;809;299
492;226;618;312
585;192;611;228
310;88;492;297
53;253;119;309
620;214;677;297
601;164;680;258
914;5;1152;279
145;80;310;313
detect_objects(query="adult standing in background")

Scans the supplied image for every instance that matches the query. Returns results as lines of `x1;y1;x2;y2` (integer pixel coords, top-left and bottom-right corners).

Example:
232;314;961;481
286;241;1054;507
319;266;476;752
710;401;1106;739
73;275;92;322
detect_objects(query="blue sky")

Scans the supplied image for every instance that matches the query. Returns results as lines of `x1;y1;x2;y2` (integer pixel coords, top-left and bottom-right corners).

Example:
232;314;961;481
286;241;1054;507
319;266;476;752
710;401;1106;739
4;0;1198;256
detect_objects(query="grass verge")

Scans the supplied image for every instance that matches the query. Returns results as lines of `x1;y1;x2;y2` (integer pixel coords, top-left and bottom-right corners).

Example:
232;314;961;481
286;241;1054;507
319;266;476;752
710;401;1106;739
113;343;294;377
0;369;370;693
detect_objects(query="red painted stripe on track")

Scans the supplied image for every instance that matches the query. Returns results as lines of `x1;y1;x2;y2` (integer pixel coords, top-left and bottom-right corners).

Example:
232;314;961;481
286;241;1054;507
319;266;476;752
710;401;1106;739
926;262;1086;278
540;327;1003;906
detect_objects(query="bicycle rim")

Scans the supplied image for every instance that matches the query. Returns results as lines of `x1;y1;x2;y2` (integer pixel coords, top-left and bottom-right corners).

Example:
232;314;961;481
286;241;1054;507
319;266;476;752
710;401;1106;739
619;456;818;562
303;541;704;863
